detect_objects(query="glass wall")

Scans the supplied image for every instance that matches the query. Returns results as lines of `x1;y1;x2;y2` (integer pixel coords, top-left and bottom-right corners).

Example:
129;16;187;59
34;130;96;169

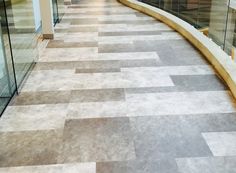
0;0;17;115
139;0;236;59
52;0;65;25
52;0;59;25
5;0;39;86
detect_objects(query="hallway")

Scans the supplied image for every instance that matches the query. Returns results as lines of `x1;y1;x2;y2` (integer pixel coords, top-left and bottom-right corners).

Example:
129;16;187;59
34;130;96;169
0;0;236;172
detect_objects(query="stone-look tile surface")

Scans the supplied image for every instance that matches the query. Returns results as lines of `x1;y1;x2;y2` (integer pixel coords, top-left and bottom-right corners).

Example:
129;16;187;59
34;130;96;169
0;104;68;132
67;101;127;119
171;74;228;91
21;70;174;91
130;116;213;160
134;40;208;65
2;0;236;172
10;91;71;105
0;162;96;173
176;157;236;173
70;88;125;102
46;40;98;48
202;132;236;156
126;91;236;116
97;160;178;173
60;118;136;162
75;68;121;73
0;130;62;167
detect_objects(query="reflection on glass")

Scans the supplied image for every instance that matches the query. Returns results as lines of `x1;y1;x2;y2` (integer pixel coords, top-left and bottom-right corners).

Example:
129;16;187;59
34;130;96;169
52;0;65;24
52;0;59;24
225;0;236;54
0;0;16;115
57;0;65;21
5;0;38;86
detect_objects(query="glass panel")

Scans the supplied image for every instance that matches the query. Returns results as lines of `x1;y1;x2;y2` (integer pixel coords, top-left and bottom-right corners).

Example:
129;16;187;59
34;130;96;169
179;0;199;27
224;0;236;54
57;0;65;21
52;0;59;24
208;0;229;48
0;0;16;115
5;0;38;86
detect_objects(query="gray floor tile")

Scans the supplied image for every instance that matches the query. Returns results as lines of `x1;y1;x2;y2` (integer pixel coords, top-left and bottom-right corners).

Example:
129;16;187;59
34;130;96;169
60;117;136;162
68;4;122;8
34;59;160;71
68;26;98;32
11;91;71;105
97;159;178;173
130;115;217;160
119;59;161;67
98;43;136;53
0;130;62;167
98;31;162;36
65;11;136;15
70;88;125;102
75;68;121;73
99;20;157;24
125;86;177;94
176;156;236;173
46;40;98;48
70;19;99;25
171;74;228;91
202;132;236;156
34;61;120;70
134;40;208;65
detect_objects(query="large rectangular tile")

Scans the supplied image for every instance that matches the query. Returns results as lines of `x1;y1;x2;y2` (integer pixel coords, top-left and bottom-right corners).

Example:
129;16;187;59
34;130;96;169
121;65;215;75
11;91;71;105
98;30;162;36
98;23;172;32
70;88;125;102
0;163;96;173
67;101;127;119
97;52;160;61
39;48;98;62
171;74;227;91
0;130;62;167
0;104;68;132
126;91;236;116
59;117;136;162
98;34;182;45
46;40;98;48
22;69;174;91
202;132;236;156
40;51;159;62
34;60;120;70
130;115;213;160
134;40;208;65
68;26;98;32
75;68;120;73
98;43;135;53
176;156;236;173
97;160;178;173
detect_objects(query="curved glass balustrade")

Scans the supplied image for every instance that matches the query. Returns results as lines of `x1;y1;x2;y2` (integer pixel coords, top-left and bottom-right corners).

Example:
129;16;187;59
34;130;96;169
139;0;236;58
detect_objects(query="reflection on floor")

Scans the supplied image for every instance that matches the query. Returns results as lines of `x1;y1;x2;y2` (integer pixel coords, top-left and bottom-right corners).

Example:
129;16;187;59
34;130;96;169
1;0;236;172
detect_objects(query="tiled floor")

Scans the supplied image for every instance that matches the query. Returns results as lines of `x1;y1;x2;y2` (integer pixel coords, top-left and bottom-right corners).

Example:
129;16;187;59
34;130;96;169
1;0;236;172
